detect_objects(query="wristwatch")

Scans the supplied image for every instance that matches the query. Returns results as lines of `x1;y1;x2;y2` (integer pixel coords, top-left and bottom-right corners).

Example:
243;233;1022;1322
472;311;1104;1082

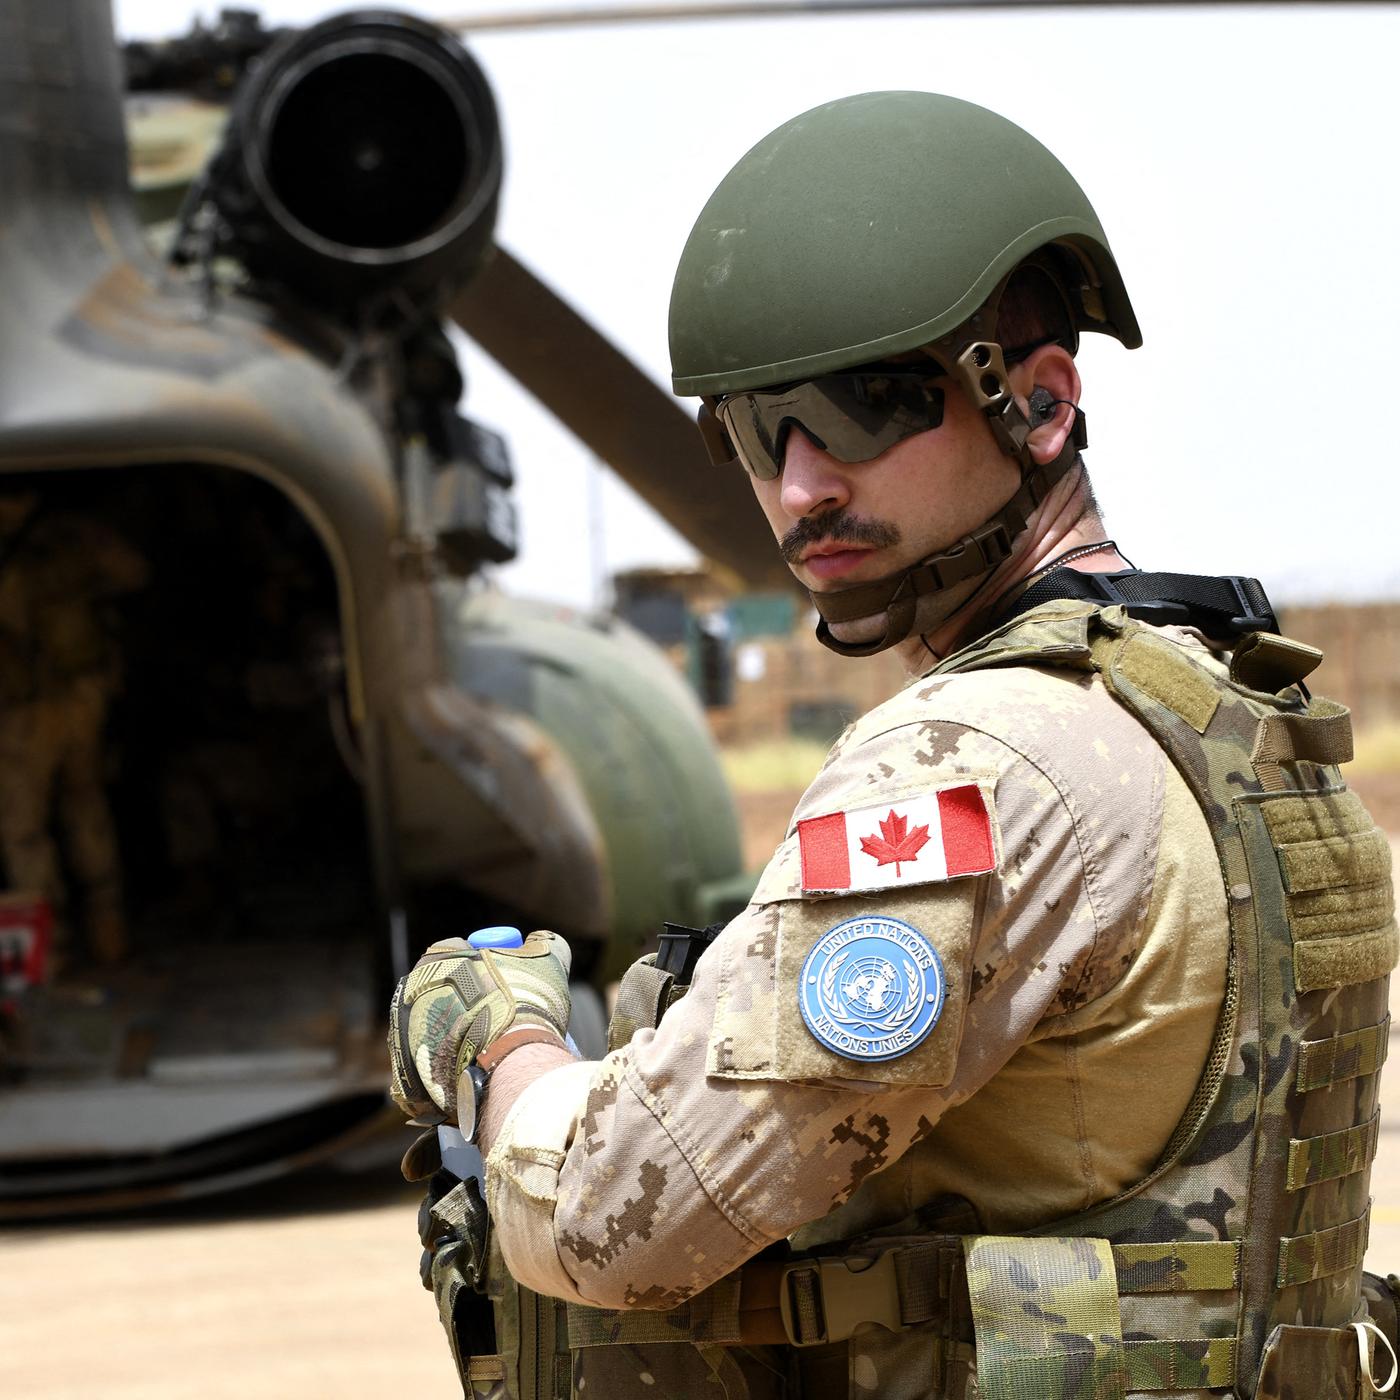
456;1061;489;1143
455;1026;568;1142
435;1027;567;1188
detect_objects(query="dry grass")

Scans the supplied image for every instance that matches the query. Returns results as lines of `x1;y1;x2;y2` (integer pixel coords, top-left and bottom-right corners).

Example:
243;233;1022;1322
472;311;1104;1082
720;737;829;794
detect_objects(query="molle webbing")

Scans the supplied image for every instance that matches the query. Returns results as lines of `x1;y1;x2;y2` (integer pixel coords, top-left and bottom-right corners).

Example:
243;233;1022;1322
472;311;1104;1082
1297;1017;1391;1092
775;1235;1357;1392
1065;610;1391;1392
1125;1337;1236;1392
1285;1112;1381;1191
776;1237;1243;1392
1277;1207;1372;1288
1113;1238;1240;1292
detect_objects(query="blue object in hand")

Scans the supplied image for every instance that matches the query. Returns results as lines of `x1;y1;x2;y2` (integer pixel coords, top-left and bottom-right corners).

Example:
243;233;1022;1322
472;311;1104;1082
467;925;524;950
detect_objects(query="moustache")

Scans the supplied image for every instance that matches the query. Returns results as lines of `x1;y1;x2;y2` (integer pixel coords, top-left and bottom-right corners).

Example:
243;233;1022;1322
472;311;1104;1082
779;510;902;566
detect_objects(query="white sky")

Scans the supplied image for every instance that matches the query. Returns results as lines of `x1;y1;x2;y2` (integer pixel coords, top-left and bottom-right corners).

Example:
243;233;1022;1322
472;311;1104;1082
115;1;1400;607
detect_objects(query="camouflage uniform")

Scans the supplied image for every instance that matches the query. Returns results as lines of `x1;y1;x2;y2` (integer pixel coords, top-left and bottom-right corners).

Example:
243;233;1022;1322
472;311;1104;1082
462;603;1396;1398
0;504;148;965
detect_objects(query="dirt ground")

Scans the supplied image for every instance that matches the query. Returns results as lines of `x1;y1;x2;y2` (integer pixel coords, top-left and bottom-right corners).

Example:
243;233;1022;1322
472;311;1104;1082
4;801;1399;1399
1;1162;461;1399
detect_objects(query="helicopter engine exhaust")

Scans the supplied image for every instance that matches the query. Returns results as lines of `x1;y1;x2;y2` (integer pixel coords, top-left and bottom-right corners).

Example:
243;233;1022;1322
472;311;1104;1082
204;10;502;312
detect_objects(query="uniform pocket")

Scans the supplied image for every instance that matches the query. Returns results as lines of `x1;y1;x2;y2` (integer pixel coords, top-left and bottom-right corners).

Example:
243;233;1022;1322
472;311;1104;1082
1254;1322;1366;1400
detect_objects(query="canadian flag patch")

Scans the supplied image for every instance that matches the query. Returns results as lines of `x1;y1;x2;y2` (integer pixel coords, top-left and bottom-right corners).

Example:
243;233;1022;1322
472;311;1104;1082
797;784;997;894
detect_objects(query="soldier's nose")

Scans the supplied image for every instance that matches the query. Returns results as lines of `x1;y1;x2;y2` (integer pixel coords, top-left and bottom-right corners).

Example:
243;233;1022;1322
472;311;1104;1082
780;430;852;519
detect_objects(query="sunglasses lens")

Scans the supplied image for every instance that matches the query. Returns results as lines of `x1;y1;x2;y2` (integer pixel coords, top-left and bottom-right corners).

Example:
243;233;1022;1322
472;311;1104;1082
717;372;944;479
718;392;785;480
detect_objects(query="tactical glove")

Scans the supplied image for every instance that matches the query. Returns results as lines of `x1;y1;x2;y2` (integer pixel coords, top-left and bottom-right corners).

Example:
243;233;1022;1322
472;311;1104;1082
388;929;572;1121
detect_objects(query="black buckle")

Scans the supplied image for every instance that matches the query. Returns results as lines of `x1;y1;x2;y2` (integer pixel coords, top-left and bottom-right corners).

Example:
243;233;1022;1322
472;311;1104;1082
1080;570;1192;627
1223;576;1277;635
655;922;718;982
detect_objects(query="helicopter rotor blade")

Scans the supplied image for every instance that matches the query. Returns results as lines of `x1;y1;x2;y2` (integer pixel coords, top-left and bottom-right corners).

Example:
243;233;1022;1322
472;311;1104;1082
449;245;793;591
444;0;1347;34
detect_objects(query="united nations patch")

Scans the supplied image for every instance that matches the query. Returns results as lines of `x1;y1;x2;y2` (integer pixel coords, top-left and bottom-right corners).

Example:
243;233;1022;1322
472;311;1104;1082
798;916;945;1062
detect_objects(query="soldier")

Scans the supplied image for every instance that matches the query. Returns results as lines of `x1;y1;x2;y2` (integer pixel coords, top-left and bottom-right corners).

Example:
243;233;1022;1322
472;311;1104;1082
0;490;149;969
390;95;1399;1398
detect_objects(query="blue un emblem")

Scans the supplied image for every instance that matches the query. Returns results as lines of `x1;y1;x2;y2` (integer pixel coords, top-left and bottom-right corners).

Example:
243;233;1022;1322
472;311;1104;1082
799;916;945;1062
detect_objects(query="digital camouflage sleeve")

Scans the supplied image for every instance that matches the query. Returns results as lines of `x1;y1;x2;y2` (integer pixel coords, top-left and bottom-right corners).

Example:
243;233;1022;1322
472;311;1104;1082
486;641;1230;1309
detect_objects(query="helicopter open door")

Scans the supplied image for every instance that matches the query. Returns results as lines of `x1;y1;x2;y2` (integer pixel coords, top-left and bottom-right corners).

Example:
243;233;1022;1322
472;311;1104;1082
0;461;395;1210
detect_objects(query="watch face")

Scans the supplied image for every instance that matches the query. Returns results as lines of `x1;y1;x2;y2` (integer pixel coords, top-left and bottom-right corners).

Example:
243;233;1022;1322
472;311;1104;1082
455;1064;487;1142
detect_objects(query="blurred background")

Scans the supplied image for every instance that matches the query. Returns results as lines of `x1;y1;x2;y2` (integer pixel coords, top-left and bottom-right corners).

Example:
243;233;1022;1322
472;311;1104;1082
3;1;1399;1395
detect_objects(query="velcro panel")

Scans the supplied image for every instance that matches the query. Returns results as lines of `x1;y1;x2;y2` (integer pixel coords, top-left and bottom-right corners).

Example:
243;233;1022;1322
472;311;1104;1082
1297;1017;1391;1092
1286;881;1393;941
1262;791;1397;992
1262;788;1374;844
1286;1112;1381;1191
1111;1240;1240;1293
964;1236;1126;1400
1118;636;1220;734
1295;925;1399;994
1277;829;1392;894
1277;1207;1371;1288
1122;1337;1236;1391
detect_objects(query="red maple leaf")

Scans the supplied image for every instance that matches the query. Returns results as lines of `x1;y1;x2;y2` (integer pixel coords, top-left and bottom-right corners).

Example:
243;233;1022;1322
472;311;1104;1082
858;809;930;878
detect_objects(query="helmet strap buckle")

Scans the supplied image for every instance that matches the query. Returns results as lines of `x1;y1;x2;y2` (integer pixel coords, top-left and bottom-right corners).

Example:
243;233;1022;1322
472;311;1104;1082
952;339;1036;460
970;520;1015;571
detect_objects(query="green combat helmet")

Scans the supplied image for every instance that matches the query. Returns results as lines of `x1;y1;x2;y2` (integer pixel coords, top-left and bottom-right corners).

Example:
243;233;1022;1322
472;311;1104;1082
670;91;1141;656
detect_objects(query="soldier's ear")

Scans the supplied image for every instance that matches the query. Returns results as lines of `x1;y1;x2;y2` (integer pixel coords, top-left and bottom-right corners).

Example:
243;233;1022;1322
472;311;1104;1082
1015;344;1080;465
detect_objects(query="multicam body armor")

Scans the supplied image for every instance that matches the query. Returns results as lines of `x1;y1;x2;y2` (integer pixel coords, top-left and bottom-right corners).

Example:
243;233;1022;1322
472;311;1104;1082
444;603;1398;1400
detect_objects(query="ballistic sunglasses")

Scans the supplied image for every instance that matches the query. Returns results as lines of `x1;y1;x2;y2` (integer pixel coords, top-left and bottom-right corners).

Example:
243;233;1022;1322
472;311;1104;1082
708;364;948;481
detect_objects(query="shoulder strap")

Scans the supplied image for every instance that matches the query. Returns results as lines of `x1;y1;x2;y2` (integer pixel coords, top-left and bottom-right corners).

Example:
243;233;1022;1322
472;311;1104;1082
996;567;1277;641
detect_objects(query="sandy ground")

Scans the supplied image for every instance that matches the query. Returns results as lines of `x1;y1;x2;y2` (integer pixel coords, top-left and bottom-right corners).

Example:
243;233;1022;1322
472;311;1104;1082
0;1161;461;1399
4;834;1399;1399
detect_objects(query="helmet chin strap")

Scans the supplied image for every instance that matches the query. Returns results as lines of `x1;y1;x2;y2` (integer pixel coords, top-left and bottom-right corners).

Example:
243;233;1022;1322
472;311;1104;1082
811;345;1088;658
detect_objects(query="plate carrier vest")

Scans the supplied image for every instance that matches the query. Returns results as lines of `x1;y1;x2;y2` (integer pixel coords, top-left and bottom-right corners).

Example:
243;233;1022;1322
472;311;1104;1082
451;602;1400;1400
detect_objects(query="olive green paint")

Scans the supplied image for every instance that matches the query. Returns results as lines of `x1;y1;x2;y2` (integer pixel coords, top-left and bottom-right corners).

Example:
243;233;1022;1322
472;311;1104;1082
669;91;1140;396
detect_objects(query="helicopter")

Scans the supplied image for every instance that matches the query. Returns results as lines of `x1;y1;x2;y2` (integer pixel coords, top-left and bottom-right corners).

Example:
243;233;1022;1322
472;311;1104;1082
0;0;798;1217
4;0;1390;1219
